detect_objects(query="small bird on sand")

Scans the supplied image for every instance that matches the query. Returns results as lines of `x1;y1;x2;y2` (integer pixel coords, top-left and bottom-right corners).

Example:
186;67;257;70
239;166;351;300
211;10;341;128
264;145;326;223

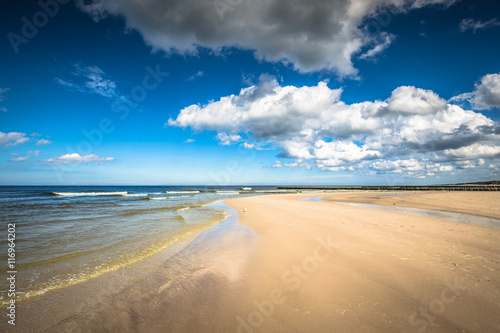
243;208;247;212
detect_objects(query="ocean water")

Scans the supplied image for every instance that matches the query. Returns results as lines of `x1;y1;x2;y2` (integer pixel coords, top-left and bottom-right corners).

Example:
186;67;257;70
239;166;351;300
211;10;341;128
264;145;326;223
0;185;296;304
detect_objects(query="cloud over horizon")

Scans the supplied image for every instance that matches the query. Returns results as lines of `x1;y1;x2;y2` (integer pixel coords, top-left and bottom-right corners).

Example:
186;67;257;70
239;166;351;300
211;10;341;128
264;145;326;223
44;153;114;165
77;0;457;76
168;75;500;178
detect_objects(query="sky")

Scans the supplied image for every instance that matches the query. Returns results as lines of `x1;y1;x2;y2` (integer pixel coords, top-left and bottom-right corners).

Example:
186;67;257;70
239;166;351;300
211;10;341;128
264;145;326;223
0;0;499;185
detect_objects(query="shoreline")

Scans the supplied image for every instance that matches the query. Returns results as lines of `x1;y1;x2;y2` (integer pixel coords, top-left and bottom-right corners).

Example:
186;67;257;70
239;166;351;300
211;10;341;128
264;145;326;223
1;201;246;332
3;191;500;332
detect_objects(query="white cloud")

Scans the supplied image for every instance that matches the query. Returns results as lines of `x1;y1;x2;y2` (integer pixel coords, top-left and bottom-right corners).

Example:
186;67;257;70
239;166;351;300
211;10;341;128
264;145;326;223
184;139;195;143
411;0;458;8
168;75;500;178
77;0;456;76
0;87;8;112
271;160;283;168
0;88;8;98
386;86;448;115
444;144;500;160
450;73;500;110
44;153;114;165
0;132;30;147
36;139;52;146
455;158;485;169
8;157;29;162
460;18;500;33
187;71;204;81
359;33;395;60
243;142;255;149
216;133;242;146
56;63;118;99
27;150;40;156
370;159;453;175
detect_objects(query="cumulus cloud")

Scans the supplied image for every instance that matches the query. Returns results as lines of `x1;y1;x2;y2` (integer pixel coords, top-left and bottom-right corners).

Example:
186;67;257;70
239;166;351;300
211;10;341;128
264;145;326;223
460;18;500;33
386;86;448;115
444;143;500;160
77;0;456;76
36;139;52;146
44;153;114;165
0;132;30;147
168;75;500;178
56;63;118;99
450;73;500;110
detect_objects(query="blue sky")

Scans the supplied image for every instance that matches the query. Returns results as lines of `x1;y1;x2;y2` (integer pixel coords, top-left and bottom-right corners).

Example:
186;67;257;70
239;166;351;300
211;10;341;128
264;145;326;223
1;0;499;185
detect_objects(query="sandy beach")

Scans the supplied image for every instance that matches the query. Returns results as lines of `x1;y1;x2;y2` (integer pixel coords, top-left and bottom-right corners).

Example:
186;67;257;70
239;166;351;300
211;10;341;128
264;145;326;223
6;192;500;332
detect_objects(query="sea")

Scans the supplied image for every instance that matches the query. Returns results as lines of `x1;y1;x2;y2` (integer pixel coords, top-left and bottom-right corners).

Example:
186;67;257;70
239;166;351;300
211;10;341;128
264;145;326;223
0;185;298;305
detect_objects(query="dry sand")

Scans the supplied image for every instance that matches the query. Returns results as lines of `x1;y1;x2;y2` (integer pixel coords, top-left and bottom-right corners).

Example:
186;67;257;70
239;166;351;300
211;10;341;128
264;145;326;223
6;192;500;332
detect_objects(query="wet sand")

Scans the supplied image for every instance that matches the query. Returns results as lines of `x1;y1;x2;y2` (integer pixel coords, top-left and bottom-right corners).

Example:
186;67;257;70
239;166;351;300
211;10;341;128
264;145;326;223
323;191;500;220
4;192;500;332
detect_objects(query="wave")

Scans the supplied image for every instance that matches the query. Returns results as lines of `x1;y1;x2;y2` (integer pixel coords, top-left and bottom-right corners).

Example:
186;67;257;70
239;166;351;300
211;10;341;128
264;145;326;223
240;187;252;190
52;191;128;197
215;191;240;195
165;191;201;194
122;193;148;197
165;195;192;199
176;207;190;212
